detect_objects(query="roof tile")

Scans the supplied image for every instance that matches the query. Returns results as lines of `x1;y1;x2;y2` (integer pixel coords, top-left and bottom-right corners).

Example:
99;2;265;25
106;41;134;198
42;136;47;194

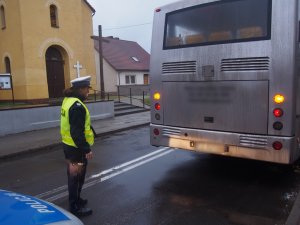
94;37;150;72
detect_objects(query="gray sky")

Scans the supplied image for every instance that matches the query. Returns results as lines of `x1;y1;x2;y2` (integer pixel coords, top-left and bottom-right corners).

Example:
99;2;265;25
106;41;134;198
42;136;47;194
87;0;178;53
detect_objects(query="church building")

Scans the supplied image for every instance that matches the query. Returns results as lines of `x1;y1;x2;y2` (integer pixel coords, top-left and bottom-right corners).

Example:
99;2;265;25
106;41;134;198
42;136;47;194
0;0;96;101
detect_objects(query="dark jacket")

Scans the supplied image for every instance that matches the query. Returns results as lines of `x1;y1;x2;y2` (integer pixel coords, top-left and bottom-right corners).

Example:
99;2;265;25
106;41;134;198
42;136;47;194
63;99;91;162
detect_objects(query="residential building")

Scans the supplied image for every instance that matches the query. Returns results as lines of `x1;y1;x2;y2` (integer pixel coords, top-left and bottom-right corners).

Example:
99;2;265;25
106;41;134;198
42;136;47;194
94;36;150;94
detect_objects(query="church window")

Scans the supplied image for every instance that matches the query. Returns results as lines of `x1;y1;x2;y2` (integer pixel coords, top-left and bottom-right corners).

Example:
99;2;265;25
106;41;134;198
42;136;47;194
50;5;59;28
5;57;11;73
0;5;6;29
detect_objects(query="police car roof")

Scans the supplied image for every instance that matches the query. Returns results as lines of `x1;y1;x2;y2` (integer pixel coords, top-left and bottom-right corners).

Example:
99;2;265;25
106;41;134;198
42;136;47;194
0;189;83;225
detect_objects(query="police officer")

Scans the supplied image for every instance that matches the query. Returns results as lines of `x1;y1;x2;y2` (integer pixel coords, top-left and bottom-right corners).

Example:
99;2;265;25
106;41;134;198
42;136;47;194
60;76;94;217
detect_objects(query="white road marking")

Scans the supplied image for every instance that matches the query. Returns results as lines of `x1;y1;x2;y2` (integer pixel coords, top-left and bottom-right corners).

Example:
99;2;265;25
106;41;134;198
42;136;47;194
36;147;174;202
84;149;174;189
90;147;171;179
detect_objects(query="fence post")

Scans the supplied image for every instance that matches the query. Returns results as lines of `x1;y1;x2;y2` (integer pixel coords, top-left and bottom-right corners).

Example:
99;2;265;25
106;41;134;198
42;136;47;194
130;88;132;105
117;86;120;103
94;90;96;102
143;91;145;108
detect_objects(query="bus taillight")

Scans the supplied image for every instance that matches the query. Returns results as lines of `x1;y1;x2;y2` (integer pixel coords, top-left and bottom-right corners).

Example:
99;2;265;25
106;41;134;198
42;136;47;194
155;103;161;110
153;92;161;121
274;94;285;104
153;128;160;136
153;92;161;100
273;108;283;117
155;113;161;120
273;121;283;130
273;141;283;150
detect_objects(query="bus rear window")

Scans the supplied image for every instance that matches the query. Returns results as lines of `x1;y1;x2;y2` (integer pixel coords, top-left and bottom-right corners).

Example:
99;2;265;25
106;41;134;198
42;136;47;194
163;0;271;49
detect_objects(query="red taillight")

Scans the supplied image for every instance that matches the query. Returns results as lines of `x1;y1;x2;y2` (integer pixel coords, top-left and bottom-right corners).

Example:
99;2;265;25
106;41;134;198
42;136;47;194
273;141;283;150
155;103;161;110
273;108;283;117
153;128;160;135
155;8;161;12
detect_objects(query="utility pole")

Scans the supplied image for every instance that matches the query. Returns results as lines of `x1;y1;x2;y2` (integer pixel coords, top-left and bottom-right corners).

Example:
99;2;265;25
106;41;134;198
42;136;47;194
98;25;105;99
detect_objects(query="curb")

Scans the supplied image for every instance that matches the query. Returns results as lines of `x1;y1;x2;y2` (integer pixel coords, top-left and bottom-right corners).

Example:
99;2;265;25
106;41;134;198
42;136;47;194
0;143;62;162
94;122;150;138
285;188;300;225
0;123;150;162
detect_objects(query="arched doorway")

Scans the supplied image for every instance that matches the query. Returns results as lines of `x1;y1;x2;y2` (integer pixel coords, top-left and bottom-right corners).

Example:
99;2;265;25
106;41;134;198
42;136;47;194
45;46;65;98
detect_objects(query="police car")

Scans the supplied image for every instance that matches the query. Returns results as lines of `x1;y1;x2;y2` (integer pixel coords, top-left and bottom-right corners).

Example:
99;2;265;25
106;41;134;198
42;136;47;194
0;189;83;225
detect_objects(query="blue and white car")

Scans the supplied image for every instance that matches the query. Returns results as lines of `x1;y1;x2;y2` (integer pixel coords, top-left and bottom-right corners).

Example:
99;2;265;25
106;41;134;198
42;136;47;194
0;189;83;225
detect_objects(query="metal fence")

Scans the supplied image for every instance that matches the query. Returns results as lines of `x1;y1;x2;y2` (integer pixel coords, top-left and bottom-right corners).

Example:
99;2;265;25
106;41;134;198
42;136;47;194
0;85;150;110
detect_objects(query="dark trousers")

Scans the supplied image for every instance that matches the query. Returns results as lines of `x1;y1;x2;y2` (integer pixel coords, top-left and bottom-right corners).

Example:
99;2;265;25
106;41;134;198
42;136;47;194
67;160;87;211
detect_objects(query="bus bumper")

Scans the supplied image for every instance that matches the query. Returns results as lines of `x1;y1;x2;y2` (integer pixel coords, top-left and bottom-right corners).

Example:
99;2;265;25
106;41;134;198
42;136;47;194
150;124;299;164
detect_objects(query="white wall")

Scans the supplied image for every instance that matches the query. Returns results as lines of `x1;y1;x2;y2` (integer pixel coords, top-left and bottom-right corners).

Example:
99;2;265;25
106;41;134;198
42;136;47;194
95;50;149;91
0;101;114;136
119;71;146;85
94;50;118;93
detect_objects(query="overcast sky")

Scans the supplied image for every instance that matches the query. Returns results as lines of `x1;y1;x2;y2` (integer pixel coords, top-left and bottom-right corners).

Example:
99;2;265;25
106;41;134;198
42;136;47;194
87;0;178;53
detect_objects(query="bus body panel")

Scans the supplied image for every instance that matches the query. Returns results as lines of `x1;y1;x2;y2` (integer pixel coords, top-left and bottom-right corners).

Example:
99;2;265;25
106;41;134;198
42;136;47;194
163;80;268;134
150;0;300;164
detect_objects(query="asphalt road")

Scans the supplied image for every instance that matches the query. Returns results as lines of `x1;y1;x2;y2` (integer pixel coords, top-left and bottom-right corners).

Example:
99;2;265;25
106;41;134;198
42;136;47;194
1;126;300;225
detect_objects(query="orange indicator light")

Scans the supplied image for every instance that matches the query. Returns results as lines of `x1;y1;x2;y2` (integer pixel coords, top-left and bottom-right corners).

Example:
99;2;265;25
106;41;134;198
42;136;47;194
274;94;285;104
153;92;161;100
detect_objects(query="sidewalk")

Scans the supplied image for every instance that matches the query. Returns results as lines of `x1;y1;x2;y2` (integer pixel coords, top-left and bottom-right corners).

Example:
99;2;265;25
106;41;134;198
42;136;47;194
0;111;150;160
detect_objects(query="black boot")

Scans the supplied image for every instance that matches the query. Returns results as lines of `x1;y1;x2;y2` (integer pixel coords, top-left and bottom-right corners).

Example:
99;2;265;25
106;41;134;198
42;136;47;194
78;198;88;207
71;207;93;217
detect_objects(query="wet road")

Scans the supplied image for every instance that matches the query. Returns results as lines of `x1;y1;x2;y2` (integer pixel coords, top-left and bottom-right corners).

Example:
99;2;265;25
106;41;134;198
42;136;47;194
1;126;300;225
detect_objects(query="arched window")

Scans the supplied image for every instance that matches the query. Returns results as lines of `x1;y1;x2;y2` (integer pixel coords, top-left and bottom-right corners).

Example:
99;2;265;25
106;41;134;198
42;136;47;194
5;57;11;73
50;5;59;28
0;5;6;29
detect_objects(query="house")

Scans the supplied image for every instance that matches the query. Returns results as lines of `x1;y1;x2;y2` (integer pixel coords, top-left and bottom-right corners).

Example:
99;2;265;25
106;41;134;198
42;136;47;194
0;0;96;102
94;36;150;95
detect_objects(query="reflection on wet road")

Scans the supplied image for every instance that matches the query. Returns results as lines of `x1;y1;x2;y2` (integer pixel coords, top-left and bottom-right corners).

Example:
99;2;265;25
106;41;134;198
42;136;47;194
0;127;299;225
65;128;300;225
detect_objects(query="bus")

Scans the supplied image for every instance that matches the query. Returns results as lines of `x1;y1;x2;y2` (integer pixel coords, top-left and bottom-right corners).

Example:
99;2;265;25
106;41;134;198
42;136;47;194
150;0;300;164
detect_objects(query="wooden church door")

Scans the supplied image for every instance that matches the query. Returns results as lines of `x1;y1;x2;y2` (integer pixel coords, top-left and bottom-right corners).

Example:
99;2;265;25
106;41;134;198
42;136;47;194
46;47;65;98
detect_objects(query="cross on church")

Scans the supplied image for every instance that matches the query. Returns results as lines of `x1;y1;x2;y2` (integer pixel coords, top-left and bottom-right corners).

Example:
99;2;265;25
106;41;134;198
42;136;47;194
73;61;82;78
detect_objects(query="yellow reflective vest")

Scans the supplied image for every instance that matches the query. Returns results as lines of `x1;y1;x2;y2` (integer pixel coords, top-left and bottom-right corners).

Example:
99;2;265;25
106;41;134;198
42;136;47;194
60;97;94;147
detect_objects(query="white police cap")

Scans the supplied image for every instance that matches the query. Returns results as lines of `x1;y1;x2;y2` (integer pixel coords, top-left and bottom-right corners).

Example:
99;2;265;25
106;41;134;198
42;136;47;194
70;76;91;88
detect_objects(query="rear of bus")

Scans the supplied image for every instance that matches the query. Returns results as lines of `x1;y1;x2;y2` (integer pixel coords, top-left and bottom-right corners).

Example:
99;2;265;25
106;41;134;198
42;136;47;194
150;0;300;164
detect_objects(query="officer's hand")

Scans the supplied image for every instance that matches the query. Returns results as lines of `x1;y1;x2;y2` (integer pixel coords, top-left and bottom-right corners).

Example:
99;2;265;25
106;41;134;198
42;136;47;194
86;151;93;160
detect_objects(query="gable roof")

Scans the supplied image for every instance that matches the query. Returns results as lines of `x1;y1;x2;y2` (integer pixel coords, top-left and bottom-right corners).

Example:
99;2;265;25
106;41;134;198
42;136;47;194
94;36;150;72
83;0;96;14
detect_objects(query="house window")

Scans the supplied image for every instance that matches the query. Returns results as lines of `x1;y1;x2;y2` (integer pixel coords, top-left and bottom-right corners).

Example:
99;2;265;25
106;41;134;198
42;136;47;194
0;5;6;29
5;57;11;73
125;75;136;84
143;74;149;85
131;56;139;62
50;5;59;28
